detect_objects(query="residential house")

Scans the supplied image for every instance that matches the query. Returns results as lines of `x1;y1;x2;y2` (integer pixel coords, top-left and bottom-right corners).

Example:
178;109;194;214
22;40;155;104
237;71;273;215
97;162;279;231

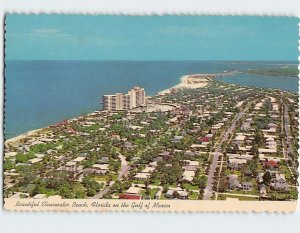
259;184;267;197
228;174;240;189
263;160;279;170
154;190;162;199
271;173;289;191
241;182;253;191
134;173;150;180
98;157;109;164
92;164;109;174
165;189;188;199
227;158;247;170
182;170;195;182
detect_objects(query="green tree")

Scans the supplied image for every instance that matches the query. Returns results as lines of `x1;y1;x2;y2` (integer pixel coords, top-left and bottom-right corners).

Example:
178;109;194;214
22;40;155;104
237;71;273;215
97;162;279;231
3;159;14;170
263;171;272;185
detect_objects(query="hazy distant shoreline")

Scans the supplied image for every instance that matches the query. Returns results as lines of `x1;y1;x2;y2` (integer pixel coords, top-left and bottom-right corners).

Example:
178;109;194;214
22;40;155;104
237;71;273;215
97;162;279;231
5;61;298;139
5;72;215;143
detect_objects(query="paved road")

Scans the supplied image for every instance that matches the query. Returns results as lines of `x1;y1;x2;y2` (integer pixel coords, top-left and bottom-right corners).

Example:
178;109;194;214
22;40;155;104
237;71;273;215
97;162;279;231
93;181;115;199
282;101;298;181
218;192;260;198
283;102;294;158
203;105;250;200
134;183;200;193
93;154;130;199
118;154;130;180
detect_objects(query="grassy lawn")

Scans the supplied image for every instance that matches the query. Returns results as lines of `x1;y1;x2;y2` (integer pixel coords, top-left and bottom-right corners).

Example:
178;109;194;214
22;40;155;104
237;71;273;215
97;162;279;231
225;169;242;176
273;153;284;158
140;188;159;199
150;179;161;186
188;191;198;200
131;179;146;185
72;182;87;196
160;194;167;200
184;183;199;191
257;164;263;170
149;188;159;198
110;172;118;180
73;182;86;191
169;184;178;188
218;194;259;201
269;187;298;200
224;169;232;176
94;176;107;181
45;190;58;197
280;165;293;180
229;188;259;196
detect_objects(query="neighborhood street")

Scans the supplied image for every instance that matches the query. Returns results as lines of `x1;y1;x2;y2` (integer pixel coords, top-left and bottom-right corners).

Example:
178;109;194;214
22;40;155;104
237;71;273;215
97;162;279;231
94;154;130;199
203;104;250;200
283;102;294;158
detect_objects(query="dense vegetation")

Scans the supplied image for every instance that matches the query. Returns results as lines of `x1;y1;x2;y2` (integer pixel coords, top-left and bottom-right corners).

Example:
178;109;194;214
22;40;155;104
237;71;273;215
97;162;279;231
243;66;298;77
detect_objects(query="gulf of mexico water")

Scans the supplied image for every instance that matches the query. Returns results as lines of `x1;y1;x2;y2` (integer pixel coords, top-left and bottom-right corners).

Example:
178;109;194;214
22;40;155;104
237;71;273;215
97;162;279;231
5;60;298;138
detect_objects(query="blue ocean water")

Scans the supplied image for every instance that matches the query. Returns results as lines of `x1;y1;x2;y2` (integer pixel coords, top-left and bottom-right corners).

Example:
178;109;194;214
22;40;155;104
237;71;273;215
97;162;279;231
5;61;298;138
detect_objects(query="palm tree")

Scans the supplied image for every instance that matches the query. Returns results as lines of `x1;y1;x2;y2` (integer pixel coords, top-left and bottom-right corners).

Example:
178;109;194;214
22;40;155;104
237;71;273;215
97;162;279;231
144;179;150;189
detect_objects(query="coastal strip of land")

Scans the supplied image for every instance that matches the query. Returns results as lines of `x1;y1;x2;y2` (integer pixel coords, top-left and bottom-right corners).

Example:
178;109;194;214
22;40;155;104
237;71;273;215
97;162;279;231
4;71;298;204
158;71;237;95
5;72;232;144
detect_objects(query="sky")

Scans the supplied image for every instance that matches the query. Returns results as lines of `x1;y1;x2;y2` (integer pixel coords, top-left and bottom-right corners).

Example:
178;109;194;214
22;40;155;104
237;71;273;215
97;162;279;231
5;15;299;61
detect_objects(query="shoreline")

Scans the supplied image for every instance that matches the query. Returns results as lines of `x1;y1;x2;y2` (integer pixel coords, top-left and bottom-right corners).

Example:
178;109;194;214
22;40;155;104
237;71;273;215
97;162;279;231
4;128;47;146
158;72;237;95
158;73;212;95
0;70;261;145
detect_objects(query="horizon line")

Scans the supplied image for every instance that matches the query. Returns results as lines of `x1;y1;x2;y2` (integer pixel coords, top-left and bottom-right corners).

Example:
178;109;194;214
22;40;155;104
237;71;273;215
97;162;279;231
5;59;299;62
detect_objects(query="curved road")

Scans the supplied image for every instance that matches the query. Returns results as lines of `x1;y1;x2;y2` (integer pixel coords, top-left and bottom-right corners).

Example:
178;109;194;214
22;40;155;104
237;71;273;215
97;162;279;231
93;154;130;199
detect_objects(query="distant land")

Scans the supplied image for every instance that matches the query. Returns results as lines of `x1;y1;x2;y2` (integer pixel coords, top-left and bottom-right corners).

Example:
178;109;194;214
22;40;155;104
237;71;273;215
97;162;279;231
243;66;299;77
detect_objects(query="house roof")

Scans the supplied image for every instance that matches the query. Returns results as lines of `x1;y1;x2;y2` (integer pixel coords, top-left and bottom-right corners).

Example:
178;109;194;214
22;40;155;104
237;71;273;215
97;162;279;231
275;173;286;180
189;161;199;166
159;151;170;156
199;137;210;142
73;157;86;162
47;195;62;199
119;194;141;200
182;170;195;182
92;164;109;170
142;167;155;173
241;182;252;186
235;134;246;141
5;152;17;157
258;148;277;153
263;160;279;167
66;161;77;166
29;158;43;164
228;158;247;165
33;194;47;199
134;173;150;179
228;174;239;179
20;184;36;193
126;187;141;195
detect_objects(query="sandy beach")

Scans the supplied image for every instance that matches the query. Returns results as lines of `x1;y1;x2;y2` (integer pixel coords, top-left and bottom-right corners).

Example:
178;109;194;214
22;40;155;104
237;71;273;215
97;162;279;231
4;128;50;147
158;71;239;95
5;72;228;145
158;74;214;95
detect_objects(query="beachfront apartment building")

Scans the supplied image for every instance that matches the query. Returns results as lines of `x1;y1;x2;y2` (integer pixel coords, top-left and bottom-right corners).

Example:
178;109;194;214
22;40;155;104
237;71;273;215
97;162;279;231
103;86;146;111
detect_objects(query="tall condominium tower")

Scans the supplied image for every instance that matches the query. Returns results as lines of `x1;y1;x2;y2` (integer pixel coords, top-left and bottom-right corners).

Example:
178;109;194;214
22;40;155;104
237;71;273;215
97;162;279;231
103;87;145;111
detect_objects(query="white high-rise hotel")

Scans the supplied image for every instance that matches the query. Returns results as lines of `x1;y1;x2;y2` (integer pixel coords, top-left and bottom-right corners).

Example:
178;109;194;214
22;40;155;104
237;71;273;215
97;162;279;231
103;86;146;111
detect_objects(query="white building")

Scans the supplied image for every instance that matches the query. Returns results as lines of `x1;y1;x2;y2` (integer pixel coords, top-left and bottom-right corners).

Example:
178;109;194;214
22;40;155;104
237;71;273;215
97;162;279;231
103;87;145;111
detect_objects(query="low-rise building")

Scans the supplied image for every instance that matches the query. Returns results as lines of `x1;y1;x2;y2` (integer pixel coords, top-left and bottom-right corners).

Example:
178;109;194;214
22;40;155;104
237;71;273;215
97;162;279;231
241;182;253;191
271;173;289;191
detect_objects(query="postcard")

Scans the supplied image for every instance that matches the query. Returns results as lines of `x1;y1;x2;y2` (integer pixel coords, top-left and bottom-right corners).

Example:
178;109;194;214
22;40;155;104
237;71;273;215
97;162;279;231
3;15;299;212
